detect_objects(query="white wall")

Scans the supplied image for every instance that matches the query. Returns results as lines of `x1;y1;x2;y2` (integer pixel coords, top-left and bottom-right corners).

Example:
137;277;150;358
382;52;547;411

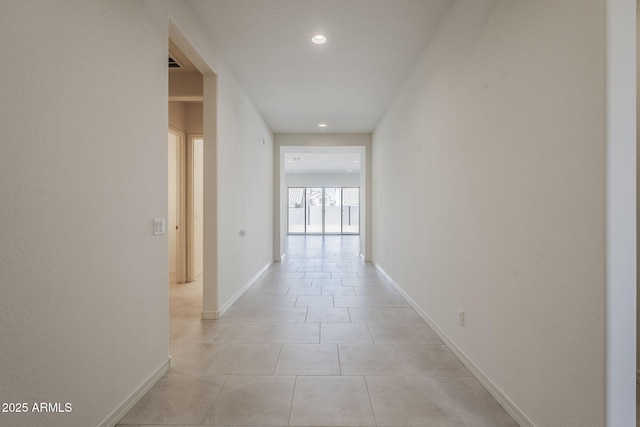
169;101;203;135
0;1;169;426
169;72;203;100
170;3;274;316
169;101;187;133
373;1;611;425
606;0;636;424
186;102;203;134
216;72;274;308
285;173;360;188
637;0;640;385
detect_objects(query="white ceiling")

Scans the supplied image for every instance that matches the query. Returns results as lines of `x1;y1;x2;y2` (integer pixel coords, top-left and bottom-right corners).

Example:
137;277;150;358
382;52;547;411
186;0;453;134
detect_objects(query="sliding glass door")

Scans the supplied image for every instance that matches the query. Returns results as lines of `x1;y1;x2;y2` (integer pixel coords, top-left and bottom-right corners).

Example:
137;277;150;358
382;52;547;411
305;188;323;233
324;188;342;234
288;187;359;235
288;188;305;233
342;187;359;234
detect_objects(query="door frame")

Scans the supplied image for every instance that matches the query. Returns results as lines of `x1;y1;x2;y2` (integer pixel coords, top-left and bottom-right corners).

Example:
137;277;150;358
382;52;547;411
276;144;370;262
169;126;187;284
340;187;360;235
186;134;204;282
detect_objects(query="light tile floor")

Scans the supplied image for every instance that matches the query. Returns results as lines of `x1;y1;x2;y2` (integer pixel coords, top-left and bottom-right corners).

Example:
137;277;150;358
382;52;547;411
118;235;518;427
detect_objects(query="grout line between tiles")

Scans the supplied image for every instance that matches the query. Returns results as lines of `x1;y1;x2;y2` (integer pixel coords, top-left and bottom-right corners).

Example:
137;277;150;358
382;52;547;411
273;343;284;375
197;374;229;426
363;375;379;427
288;375;298;426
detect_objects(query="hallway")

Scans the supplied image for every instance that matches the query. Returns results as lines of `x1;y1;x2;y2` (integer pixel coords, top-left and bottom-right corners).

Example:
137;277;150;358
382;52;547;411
118;236;516;426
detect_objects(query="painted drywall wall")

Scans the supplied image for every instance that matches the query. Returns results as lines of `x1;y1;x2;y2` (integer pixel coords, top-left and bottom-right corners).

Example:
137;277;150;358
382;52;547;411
605;0;636;424
186;102;203;134
636;0;640;386
285;173;360;188
274;134;372;260
0;1;169;426
169;101;203;135
373;1;609;425
216;73;274;307
169;101;187;132
170;3;274;316
201;74;219;317
169;72;203;100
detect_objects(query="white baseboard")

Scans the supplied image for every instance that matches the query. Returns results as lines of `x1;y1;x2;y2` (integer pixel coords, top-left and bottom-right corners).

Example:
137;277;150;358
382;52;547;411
200;263;272;320
374;262;533;427
201;310;219;320
99;357;170;427
216;262;272;318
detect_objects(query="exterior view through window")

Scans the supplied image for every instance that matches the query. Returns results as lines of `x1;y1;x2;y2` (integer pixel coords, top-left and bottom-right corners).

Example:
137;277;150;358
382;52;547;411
288;187;359;235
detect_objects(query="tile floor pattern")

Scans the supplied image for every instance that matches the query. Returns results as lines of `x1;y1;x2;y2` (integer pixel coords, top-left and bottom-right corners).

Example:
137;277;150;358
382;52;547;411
118;236;518;427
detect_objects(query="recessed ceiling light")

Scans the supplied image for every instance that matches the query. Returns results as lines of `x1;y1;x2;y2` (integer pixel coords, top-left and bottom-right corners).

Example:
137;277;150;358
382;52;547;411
352;160;359;163
288;160;293;163
348;169;353;172
311;34;327;45
318;123;327;128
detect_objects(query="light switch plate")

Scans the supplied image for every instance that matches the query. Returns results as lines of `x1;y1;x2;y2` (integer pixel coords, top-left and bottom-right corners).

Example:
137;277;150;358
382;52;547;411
457;308;464;327
153;218;166;236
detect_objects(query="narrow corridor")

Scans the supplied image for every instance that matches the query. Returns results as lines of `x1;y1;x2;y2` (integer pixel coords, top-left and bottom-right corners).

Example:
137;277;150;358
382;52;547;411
118;236;517;426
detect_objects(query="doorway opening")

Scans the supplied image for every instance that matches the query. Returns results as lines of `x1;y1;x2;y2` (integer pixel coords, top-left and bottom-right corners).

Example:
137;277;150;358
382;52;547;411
168;36;204;290
288;187;360;235
277;144;370;261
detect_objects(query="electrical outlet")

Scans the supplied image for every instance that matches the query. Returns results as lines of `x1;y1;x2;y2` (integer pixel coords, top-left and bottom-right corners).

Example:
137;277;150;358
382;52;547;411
457;308;464;326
